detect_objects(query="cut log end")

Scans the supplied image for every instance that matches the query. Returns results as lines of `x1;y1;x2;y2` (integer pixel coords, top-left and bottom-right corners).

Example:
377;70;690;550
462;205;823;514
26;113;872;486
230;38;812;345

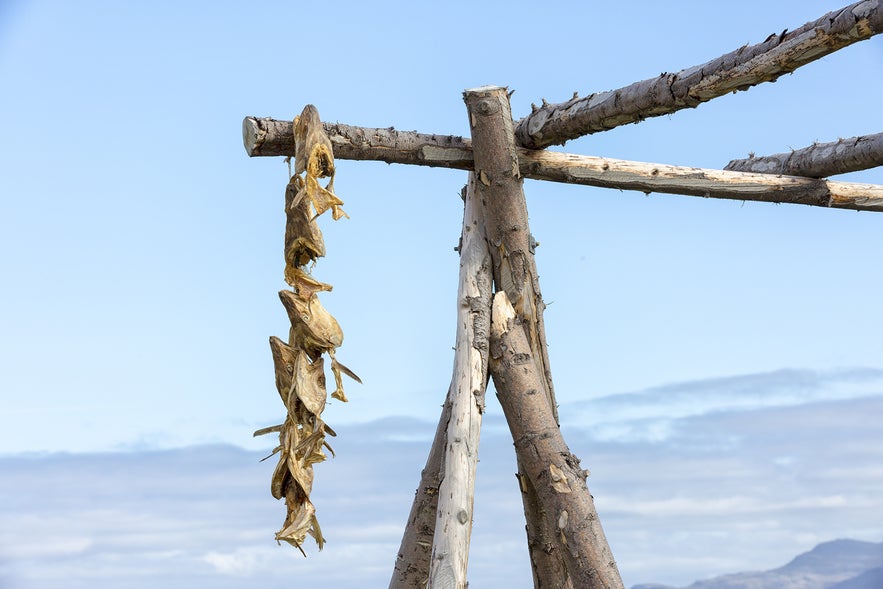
242;116;262;157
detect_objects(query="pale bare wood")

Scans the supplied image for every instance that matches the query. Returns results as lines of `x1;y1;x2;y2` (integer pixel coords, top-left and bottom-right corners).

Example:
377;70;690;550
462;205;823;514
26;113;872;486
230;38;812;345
389;180;492;589
490;291;624;589
243;116;883;211
515;0;883;148
427;174;492;589
725;132;883;177
524;150;883;211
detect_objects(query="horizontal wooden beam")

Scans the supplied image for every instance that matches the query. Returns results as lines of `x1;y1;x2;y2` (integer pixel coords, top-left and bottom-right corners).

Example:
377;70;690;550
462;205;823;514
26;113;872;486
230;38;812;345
514;0;883;149
725;132;883;177
243;116;473;168
243;116;883;212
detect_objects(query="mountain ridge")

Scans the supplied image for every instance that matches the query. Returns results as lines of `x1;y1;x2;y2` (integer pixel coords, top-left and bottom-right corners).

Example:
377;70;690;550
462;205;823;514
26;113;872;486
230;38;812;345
632;539;883;589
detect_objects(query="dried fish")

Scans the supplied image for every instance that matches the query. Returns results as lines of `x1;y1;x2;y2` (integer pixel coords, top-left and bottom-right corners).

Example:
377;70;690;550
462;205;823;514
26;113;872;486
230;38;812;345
255;105;359;555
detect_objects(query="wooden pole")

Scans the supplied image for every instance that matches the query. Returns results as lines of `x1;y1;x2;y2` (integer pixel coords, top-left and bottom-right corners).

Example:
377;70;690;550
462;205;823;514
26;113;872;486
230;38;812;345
427;174;492;588
243;117;883;212
464;85;623;589
514;0;883;148
463;86;559;424
725;132;883;177
389;178;492;589
388;399;449;588
490;291;623;589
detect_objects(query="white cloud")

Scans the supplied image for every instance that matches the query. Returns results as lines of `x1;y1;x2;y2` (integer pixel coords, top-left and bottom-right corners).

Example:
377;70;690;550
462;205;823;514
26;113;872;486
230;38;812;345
1;369;882;589
203;547;275;576
562;367;883;443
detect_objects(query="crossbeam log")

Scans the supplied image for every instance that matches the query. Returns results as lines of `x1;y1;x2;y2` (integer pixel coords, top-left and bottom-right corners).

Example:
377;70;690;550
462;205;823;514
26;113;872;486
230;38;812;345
243;117;883;211
725;132;883;177
514;0;883;148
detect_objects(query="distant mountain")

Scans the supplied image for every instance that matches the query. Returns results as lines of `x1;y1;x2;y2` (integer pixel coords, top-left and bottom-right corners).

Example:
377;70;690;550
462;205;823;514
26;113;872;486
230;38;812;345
827;566;883;589
632;539;883;589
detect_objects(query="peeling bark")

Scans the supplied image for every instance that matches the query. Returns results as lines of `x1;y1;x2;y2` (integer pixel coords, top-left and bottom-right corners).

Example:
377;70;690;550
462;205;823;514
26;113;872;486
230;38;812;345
390;178;492;589
244;116;883;212
463;86;559;423
514;0;883;148
388;398;448;589
244;116;472;168
427;174;492;589
490;292;623;589
725;132;883;177
463;86;617;589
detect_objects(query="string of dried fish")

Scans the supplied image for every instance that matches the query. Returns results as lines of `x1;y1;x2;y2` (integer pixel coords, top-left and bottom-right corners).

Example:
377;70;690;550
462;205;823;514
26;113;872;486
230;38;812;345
255;104;360;555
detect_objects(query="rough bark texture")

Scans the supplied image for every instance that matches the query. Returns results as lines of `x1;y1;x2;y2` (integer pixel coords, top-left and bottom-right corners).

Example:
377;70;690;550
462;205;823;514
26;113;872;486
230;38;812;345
463;86;559;423
244;116;472;168
427;175;492;589
244;116;883;212
388;399;449;589
390;179;492;589
725;132;883;177
514;0;883;148
463;85;570;589
490;292;624;589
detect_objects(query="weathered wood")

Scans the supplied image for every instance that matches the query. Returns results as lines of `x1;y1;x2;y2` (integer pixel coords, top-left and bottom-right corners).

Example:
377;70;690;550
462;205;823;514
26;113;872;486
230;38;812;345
725;132;883;177
389;400;448;589
515;0;883;148
490;291;624;589
390;179;492;589
463;85;569;589
524;150;883;211
244;116;472;168
244;116;883;211
464;85;559;423
428;175;492;589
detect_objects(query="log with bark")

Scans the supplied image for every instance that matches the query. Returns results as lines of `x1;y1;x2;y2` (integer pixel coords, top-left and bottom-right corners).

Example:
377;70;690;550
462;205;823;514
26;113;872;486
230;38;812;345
389;177;492;589
243;116;883;212
464;85;623;589
725;132;883;177
514;0;883;148
490;291;623;589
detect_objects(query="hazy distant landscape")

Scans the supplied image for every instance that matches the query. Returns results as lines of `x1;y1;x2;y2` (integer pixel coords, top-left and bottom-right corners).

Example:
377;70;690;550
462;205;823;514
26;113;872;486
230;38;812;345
635;539;883;589
2;369;881;588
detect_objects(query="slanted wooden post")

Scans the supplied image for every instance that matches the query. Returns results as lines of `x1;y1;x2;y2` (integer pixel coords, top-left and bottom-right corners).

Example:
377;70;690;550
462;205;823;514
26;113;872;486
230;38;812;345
389;176;492;589
427;174;492;588
464;86;624;589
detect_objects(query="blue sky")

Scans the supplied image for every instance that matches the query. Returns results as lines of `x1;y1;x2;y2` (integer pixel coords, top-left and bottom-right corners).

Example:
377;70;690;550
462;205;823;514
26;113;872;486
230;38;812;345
0;0;881;587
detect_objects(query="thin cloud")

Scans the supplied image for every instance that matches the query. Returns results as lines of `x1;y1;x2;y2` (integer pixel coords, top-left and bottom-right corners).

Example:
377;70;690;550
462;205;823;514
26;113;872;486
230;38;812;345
1;372;881;589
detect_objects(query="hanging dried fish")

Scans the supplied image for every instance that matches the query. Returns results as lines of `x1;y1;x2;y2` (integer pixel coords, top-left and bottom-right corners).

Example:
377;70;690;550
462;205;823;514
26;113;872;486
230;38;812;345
255;104;360;555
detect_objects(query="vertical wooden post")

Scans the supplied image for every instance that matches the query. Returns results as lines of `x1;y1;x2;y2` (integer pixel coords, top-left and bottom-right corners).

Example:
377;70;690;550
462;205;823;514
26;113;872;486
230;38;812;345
389;177;492;589
464;86;623;589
